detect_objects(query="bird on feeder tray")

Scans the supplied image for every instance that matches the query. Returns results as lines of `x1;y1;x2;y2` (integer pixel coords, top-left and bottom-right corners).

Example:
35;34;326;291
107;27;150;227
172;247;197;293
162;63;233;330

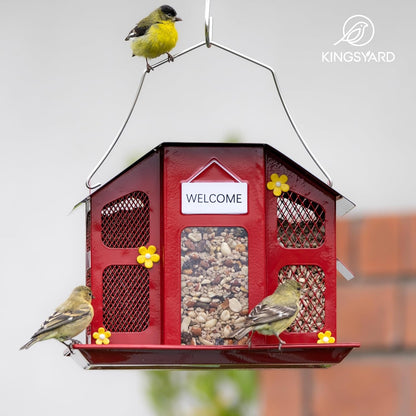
125;5;182;73
20;286;94;352
230;280;302;349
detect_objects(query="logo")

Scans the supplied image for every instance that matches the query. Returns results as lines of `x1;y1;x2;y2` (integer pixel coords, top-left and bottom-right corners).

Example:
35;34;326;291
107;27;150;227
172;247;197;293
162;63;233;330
334;15;375;47
322;14;396;63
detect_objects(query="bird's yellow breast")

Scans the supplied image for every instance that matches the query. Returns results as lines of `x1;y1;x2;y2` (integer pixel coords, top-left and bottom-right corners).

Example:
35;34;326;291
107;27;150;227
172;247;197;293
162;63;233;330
131;21;178;59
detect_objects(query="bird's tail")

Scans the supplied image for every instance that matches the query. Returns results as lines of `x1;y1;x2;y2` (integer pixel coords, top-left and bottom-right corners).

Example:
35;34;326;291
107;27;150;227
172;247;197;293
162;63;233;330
20;337;39;350
230;325;253;340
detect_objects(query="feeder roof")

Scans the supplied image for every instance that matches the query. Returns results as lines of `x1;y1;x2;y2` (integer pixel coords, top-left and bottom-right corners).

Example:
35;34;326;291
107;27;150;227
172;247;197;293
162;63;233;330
80;142;355;216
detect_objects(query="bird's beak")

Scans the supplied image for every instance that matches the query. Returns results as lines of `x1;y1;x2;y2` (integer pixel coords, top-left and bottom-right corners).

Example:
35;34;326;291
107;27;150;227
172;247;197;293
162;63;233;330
175;17;182;22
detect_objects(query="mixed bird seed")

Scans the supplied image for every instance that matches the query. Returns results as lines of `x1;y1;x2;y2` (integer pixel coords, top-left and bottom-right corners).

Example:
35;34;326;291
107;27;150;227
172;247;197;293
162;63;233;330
181;227;248;346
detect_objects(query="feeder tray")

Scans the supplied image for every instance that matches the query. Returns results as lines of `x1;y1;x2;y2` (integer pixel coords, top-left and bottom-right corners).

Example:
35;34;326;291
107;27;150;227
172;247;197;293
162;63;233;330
72;343;360;370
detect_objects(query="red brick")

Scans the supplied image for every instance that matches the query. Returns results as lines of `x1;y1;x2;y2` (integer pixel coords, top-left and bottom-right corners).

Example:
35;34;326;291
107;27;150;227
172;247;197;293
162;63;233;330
336;219;351;267
410;363;416;416
357;216;401;277
336;219;353;283
337;283;399;347
311;359;403;416
401;215;416;275
260;370;303;416
403;283;416;348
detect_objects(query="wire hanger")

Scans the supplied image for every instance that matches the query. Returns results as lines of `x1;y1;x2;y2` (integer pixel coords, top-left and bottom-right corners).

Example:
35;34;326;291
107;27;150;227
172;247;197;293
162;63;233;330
86;0;333;190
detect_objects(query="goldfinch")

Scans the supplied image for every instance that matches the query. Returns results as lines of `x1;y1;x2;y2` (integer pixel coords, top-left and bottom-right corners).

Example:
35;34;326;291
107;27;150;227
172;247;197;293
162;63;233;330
231;280;302;349
20;286;94;351
125;5;182;72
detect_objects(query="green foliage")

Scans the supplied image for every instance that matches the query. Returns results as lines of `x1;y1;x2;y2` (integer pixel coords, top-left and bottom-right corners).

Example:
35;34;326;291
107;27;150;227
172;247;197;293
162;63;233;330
146;370;259;416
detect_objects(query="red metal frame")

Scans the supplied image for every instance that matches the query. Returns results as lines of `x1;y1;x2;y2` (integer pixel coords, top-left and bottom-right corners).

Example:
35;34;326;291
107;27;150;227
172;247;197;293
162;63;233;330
163;145;267;344
88;152;161;345
79;143;359;369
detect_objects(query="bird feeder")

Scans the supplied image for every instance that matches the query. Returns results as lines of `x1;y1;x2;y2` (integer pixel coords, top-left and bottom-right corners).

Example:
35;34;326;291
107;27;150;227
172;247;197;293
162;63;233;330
71;1;359;369
72;142;359;369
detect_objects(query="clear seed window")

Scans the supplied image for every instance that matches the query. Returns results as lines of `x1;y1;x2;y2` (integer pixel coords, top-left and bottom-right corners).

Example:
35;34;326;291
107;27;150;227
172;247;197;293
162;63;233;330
181;227;248;346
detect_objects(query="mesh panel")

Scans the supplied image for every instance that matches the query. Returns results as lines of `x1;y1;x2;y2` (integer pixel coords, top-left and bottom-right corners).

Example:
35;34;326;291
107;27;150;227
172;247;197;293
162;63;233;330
277;192;325;248
101;191;150;248
86;204;91;338
278;265;325;332
103;265;150;332
86;272;92;338
86;210;91;252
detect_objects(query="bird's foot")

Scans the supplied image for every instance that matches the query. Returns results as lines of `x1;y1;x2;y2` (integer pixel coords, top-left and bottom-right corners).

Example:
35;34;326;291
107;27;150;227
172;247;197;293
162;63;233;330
247;332;254;348
61;339;81;356
167;53;174;63
145;59;154;73
61;341;74;356
277;336;286;352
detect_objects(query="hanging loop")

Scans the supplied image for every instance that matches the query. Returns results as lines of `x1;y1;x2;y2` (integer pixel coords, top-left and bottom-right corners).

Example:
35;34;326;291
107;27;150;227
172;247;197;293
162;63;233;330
205;0;213;47
86;69;148;190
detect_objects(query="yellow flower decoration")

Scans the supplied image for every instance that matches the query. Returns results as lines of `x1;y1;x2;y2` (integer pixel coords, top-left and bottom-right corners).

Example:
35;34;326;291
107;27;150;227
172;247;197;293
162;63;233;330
137;245;160;269
93;327;111;345
267;173;290;196
317;330;335;344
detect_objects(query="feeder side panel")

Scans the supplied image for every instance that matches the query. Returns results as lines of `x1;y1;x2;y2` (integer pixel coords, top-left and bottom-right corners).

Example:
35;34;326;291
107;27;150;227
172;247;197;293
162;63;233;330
163;145;266;346
89;151;161;345
265;150;336;345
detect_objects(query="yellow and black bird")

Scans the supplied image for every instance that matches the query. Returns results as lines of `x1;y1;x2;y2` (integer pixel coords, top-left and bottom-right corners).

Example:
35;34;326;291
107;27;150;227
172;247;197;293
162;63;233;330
20;286;94;351
125;5;182;72
231;280;302;349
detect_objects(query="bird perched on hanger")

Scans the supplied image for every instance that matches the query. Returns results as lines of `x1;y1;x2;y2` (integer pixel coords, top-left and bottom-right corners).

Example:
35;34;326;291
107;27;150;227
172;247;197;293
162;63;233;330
125;5;182;73
230;280;302;349
20;286;94;352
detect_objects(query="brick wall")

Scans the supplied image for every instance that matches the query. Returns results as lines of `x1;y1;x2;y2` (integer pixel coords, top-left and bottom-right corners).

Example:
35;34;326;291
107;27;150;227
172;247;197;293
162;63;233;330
260;214;416;416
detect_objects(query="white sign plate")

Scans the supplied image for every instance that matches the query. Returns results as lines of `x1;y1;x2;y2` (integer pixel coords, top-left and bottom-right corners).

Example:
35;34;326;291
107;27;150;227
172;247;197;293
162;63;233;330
181;182;248;214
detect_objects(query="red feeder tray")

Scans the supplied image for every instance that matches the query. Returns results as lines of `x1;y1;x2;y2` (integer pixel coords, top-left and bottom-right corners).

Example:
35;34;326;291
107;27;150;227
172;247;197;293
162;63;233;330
72;343;360;370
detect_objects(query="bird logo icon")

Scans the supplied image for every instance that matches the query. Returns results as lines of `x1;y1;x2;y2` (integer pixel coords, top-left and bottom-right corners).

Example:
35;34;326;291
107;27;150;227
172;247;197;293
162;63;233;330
334;15;375;47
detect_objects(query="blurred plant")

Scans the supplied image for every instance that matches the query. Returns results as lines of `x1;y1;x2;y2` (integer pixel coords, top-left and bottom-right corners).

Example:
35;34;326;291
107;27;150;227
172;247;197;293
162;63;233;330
146;370;259;416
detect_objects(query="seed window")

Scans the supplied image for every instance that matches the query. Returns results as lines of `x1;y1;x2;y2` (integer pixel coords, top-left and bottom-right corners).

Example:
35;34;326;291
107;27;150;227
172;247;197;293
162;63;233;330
181;227;248;346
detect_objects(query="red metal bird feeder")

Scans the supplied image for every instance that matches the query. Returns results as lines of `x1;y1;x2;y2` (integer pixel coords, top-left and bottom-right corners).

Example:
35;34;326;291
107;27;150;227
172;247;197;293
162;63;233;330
72;142;359;369
71;1;359;369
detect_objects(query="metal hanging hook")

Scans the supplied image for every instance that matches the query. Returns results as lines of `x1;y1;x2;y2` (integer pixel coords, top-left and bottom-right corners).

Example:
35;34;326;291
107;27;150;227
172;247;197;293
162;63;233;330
205;0;213;47
85;0;333;190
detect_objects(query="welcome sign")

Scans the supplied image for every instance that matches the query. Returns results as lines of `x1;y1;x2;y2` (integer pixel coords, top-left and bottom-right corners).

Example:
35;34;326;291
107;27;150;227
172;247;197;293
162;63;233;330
182;182;248;214
181;159;248;215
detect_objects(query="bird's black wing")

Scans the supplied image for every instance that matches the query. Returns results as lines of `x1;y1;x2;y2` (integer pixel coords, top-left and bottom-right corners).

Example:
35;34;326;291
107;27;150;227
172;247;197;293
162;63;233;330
31;304;92;337
125;24;151;41
247;303;297;325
